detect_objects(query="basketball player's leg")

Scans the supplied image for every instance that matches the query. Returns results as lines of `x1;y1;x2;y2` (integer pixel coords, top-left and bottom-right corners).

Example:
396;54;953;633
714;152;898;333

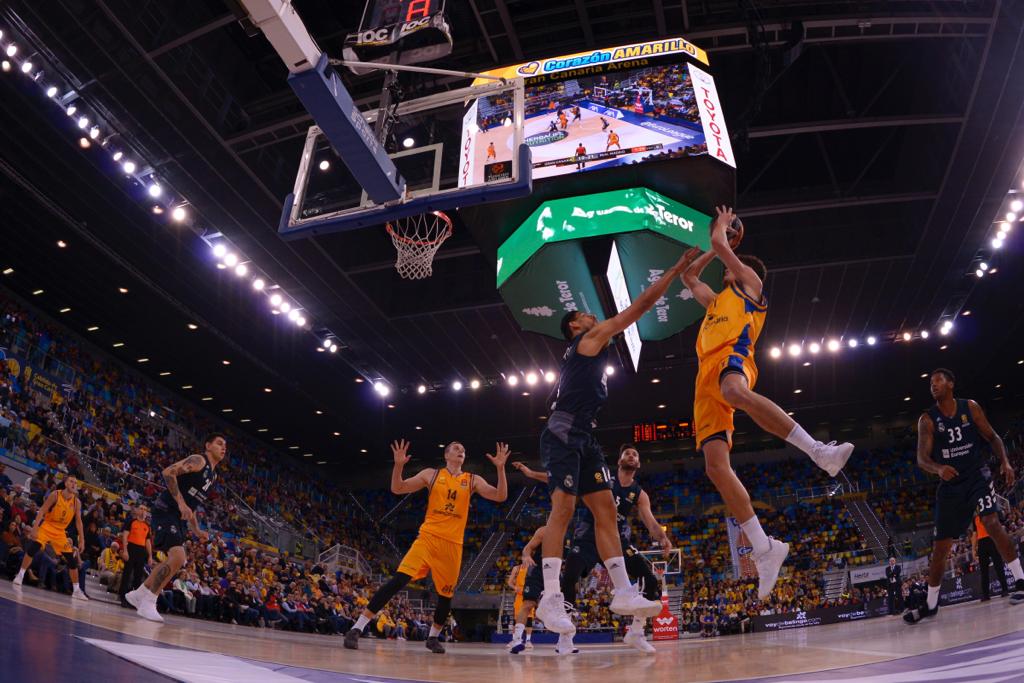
345;538;429;648
719;367;852;477
907;489;966;623
978;501;1024;602
622;548;659;653
510;565;544;653
61;550;88;601
536;424;580;633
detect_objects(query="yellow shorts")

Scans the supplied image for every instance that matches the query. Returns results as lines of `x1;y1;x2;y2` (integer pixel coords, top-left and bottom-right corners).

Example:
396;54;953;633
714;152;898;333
397;532;463;598
35;525;73;554
694;348;759;448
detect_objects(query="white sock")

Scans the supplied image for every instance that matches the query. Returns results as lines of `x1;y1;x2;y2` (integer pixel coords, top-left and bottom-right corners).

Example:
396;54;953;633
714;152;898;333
1008;558;1024;582
429;625;441;638
15;569;25;580
525;631;531;642
542;557;563;594
927;584;940;610
513;623;525;641
604;556;631;591
631;615;645;628
786;424;818;456
740;515;772;556
353;615;370;632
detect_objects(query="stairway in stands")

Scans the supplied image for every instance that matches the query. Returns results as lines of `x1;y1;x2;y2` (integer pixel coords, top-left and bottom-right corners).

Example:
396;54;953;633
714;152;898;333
456;485;537;593
823;569;849;601
837;472;891;562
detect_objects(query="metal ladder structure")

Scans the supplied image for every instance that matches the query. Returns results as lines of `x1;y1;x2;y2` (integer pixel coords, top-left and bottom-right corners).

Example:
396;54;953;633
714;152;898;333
836;472;892;562
456;485;537;593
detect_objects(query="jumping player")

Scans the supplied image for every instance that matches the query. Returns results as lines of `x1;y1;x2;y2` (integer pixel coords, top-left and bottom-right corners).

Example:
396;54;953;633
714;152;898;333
606;129;620;151
903;369;1024;623
517;445;672;654
534;252;691;635
12;476;88;601
487;142;497;161
680;206;854;600
125;433;226;622
345;439;508;654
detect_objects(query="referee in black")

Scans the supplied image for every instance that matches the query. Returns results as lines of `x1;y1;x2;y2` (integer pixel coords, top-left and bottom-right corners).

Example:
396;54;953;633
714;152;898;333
118;504;153;607
972;513;1009;601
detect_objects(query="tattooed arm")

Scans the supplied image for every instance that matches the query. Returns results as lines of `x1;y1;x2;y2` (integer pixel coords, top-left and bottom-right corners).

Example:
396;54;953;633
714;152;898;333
162;454;206;521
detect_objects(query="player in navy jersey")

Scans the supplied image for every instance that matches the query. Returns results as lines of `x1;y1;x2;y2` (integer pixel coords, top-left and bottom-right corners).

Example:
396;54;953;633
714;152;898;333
904;369;1024;624
532;250;692;637
125;433;226;622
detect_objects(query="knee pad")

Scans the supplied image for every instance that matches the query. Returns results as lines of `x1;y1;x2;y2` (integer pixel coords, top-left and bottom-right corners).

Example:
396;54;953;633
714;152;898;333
433;595;452;626
24;540;42;557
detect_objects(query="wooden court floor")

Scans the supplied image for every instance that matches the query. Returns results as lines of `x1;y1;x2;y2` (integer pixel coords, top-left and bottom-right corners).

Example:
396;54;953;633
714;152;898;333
4;580;1024;682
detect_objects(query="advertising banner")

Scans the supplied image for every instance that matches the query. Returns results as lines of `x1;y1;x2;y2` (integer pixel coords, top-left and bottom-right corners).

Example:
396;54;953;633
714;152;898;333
651;595;679;640
752;599;889;632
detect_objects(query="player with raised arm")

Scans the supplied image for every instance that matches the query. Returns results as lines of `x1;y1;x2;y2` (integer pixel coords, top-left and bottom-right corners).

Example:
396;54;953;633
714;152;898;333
903;369;1024;623
12;476;88;602
345;439;508;654
680;206;854;600
533;252;691;636
125;434;225;622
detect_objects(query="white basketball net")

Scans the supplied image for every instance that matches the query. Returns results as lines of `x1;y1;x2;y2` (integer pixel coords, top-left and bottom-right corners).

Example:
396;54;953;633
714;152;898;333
386;211;453;280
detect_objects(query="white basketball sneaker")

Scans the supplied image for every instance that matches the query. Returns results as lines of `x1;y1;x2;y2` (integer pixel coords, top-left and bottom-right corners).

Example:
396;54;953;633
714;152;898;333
810;441;854;477
536;592;575;635
554;633;579;655
623;625;656;653
126;586;164;623
72;587;90;602
754;539;790;600
609;584;661;617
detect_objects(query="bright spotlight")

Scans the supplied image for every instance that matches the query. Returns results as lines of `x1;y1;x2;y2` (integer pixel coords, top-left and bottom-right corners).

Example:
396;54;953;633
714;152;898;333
1;61;10;72
827;339;841;352
507;374;519;387
902;332;912;341
417;384;427;394
318;160;330;171
234;263;248;277
787;344;801;357
223;252;238;267
1008;212;1018;222
544;370;556;383
89;126;100;140
605;365;616;376
322;338;333;349
77;116;89;129
279;301;291;313
171;206;187;222
402;137;415;148
452;380;463;391
1012;199;1023;213
808;342;821;354
78;137;91;149
20;61;32;74
212;244;227;258
769;347;782;359
287;309;299;321
269;293;283;307
252;278;265;291
469;379;481;390
525;372;538;385
111;150;123;162
503;116;513;127
66;104;76;116
373;381;390;397
329;343;338;353
296;315;307;327
920;330;929;339
992;238;1004;249
148;184;162;198
122;160;136;174
975;269;984;278
848;338;858;348
866;336;877;346
980;262;989;271
45;86;57;98
5;44;16;57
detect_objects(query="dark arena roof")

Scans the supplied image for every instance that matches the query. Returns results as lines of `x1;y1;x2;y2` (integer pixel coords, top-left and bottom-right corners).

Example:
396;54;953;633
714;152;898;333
1;0;1023;471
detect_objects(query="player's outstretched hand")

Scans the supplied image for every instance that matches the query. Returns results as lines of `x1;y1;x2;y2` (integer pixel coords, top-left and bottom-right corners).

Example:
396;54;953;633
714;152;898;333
938;465;959;481
391;439;411;465
713;205;737;232
676;246;704;273
522;553;537;569
487;442;510;468
1001;460;1016;487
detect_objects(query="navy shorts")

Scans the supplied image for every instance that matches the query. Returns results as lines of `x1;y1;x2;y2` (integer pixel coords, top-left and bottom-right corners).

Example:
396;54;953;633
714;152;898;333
151;506;187;552
540;412;612;497
522;565;544;602
934;468;997;540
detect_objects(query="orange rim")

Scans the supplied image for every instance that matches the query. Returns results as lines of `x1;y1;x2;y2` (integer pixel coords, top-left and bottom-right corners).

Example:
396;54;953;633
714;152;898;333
386;211;453;247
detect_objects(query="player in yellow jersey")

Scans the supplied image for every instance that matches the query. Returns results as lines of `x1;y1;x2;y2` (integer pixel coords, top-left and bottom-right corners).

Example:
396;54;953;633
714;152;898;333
680;206;854;599
13;476;89;601
344;439;509;654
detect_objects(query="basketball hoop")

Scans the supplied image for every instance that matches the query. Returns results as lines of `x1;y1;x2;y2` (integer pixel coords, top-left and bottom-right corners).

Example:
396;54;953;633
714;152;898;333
386;211;453;280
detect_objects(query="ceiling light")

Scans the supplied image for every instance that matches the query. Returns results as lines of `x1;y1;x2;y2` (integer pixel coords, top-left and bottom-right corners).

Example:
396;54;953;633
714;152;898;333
159;372;171;377
6;45;16;57
221;360;230;366
827;339;841;352
1011;199;1023;213
605;365;615;376
980;262;989;271
657;404;666;409
273;437;283;441
118;287;128;294
20;61;32;74
89;126;100;140
808;342;821;354
525;372;538;385
59;307;70;313
56;240;68;249
328;344;337;353
803;361;811;367
2;268;12;275
252;278;265;291
269;293;282;307
452;380;463;391
234;263;248;277
279;301;291;313
112;342;124;348
651;378;661;383
544;371;556;383
86;326;98;331
171;206;187;222
417;384;427;394
787;344;801;357
847;338;858;348
181;385;192;389
904;396;911;402
507;374;519;387
137;358;149;363
112;150;122;161
975;269;984;278
940;344;948;350
212;244;227;259
147;183;162;198
794;389;802;394
1008;211;1019;222
769;347;782;359
45;86;57;98
522;391;530;396
77;116;89;129
0;60;8;72
866;336;877;346
151;205;164;215
469;379;481;390
223;252;238;268
920;330;929;339
287;309;300;322
122;160;136;174
319;160;330;171
373;381;390;397
402;137;415;148
79;137;91;149
32;289;44;295
902;332;912;341
186;324;198;331
333;432;341;436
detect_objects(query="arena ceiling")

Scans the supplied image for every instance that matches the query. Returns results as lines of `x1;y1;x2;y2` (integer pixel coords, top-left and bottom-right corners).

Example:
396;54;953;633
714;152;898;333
1;0;1023;471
